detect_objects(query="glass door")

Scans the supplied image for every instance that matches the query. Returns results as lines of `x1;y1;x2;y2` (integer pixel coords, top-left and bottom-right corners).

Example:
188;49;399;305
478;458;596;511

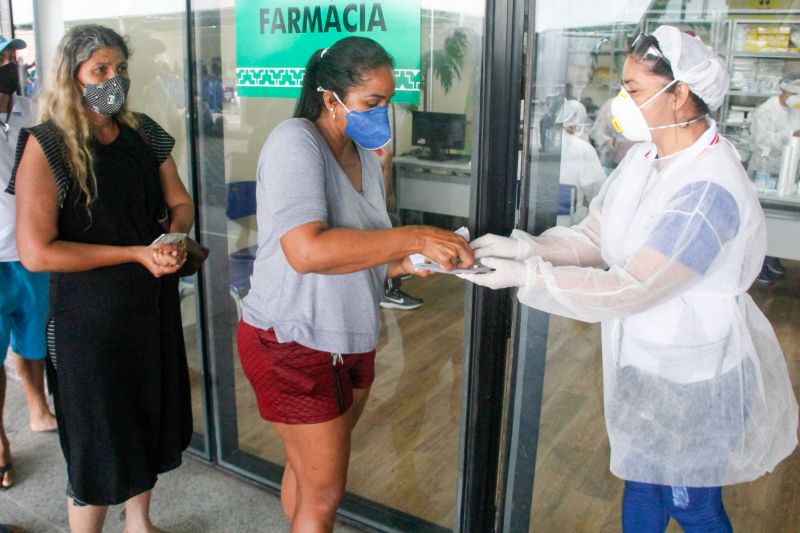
190;0;520;530
22;0;211;457
501;2;800;532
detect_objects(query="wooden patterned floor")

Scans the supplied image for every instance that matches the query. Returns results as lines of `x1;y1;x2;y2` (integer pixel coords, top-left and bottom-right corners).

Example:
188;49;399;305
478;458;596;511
529;260;800;533
184;261;800;531
233;274;466;527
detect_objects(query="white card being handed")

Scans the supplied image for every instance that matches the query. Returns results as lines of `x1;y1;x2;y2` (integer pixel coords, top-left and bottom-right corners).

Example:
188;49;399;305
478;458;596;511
409;227;494;274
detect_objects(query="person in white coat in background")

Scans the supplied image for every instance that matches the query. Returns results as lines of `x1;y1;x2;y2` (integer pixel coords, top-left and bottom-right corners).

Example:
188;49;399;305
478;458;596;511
748;72;800;283
555;99;607;222
462;26;798;532
750;71;800;173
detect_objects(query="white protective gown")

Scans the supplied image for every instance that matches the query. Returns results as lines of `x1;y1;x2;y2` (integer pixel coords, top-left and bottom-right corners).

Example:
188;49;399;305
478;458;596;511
514;120;798;487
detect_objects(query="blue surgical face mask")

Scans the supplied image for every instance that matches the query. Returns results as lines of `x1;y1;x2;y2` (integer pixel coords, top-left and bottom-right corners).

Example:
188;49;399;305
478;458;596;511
319;87;391;150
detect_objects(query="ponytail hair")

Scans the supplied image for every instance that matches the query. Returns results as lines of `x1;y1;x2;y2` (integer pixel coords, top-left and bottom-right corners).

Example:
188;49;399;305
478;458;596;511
295;36;394;121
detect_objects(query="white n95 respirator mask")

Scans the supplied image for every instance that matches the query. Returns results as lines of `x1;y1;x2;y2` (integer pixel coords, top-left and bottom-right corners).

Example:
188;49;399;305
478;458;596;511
611;82;675;142
611;81;708;143
611;89;653;142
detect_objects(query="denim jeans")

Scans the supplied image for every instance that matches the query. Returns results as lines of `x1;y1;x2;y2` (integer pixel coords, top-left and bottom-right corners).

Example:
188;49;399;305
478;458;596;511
622;480;733;532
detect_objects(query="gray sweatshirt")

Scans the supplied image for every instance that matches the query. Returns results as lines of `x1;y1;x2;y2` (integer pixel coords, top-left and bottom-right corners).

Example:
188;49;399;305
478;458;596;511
241;118;391;354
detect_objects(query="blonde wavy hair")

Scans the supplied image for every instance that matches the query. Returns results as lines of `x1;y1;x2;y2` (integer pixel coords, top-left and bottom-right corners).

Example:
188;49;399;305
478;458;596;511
39;24;139;207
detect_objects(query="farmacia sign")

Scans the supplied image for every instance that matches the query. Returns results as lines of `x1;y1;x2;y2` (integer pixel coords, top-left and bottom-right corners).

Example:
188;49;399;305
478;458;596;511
236;1;421;103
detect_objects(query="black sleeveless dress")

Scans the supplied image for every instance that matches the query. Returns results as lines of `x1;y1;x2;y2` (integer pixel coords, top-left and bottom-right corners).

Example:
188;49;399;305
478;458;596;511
10;115;192;505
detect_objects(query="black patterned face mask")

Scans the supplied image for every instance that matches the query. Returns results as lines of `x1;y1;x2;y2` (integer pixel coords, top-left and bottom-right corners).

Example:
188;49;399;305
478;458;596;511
0;62;19;95
82;76;130;115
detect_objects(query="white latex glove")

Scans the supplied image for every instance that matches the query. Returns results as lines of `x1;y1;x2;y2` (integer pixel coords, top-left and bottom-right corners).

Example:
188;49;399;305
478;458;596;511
457;257;528;289
470;233;534;261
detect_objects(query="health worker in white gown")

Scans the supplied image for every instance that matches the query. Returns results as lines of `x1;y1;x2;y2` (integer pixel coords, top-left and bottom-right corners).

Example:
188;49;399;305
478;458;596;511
748;72;800;284
749;71;800;174
462;26;798;532
555;99;607;221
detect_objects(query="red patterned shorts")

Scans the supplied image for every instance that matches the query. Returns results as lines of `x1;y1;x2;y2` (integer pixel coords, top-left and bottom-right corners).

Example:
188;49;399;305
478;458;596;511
237;320;376;425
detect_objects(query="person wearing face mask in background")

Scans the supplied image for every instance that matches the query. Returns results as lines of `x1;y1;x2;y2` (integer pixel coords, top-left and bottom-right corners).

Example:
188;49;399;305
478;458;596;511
462;26;797;531
748;72;800;283
750;72;800;173
10;25;194;532
555;98;607;222
236;37;473;532
0;35;59;492
541;85;587;152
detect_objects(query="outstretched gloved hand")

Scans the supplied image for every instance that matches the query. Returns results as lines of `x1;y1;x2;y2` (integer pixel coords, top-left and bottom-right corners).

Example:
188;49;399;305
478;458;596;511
469;233;534;262
457;257;528;289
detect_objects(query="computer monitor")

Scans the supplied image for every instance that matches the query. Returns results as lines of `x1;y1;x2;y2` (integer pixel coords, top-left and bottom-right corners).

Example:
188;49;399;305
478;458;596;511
411;111;466;160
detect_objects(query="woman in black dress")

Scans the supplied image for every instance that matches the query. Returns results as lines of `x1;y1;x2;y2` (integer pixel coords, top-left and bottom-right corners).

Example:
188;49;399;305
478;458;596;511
10;25;192;533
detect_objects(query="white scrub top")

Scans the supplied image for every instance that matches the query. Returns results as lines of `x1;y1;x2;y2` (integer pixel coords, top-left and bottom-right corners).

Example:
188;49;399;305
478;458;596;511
514;120;798;487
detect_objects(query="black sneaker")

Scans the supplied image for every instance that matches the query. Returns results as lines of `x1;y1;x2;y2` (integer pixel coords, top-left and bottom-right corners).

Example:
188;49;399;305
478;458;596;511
765;257;786;277
380;288;423;310
755;264;775;285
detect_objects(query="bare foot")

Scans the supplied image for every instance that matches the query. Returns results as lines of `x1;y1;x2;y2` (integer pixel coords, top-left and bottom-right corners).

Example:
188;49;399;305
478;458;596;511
29;412;58;433
124;527;171;533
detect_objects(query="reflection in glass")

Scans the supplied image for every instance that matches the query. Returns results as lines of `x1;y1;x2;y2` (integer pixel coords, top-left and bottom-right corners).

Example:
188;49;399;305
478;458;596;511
196;1;484;528
49;0;208;452
525;3;800;532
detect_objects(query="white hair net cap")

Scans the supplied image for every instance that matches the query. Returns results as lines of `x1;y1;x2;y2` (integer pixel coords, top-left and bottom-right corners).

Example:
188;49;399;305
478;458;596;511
555;99;586;127
779;72;800;94
652;25;729;111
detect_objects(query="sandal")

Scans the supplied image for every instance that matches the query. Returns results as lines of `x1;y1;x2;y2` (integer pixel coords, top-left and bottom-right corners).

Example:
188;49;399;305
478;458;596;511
0;463;13;489
0;524;28;533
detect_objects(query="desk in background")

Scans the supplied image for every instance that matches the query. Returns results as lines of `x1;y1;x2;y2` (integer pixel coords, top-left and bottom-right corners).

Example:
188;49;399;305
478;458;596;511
394;156;471;218
394;156;800;260
758;192;800;261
